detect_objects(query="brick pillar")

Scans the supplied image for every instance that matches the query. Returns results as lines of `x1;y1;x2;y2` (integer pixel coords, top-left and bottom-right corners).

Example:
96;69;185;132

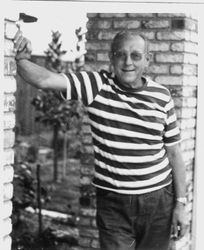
2;18;18;250
79;13;198;250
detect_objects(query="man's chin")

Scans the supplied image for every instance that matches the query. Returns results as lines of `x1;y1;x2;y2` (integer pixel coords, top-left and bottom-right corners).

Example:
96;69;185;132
119;79;137;88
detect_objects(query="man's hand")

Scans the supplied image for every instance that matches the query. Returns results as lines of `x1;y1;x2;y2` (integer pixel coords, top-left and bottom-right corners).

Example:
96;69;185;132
14;30;32;61
172;203;188;241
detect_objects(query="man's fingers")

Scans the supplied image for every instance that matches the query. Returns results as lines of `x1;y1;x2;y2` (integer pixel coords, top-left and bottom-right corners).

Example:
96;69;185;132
26;40;32;54
172;221;188;241
18;38;30;52
171;221;178;239
14;36;32;55
14;35;24;51
16;37;26;52
177;224;188;240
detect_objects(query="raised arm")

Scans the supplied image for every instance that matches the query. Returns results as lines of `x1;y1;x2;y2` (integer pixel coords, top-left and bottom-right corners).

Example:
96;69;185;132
14;30;67;91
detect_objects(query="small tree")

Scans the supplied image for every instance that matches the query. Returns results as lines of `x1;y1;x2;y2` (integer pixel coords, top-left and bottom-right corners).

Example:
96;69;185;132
32;31;80;182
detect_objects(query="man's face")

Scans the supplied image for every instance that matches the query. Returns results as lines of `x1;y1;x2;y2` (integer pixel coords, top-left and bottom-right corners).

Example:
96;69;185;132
110;35;150;88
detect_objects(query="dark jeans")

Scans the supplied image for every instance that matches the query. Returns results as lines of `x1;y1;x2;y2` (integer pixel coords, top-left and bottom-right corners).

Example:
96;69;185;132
96;184;175;250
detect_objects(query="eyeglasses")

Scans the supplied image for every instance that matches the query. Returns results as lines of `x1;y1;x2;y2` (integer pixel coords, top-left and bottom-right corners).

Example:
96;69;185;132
113;51;145;62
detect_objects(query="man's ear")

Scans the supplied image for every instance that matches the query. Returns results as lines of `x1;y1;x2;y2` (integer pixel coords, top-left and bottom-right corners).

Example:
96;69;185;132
109;51;113;62
145;52;152;68
146;52;152;63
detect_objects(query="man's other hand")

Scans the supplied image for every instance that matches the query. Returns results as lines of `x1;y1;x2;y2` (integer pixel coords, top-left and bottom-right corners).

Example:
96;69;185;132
13;30;32;61
172;203;188;241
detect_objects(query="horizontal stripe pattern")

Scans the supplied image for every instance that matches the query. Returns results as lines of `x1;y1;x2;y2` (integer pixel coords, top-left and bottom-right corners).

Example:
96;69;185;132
64;71;180;194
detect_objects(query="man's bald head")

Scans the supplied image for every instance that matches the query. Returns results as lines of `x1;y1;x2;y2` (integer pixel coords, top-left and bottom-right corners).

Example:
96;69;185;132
110;30;149;55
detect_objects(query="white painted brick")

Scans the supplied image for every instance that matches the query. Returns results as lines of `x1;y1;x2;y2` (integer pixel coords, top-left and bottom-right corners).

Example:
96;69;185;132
3;165;14;183
171;42;184;52
155;76;183;85
140;31;155;40
3;130;15;149
183;64;197;75
182;86;197;97
4;20;18;40
183;53;198;64
184;42;198;53
3;149;15;166
181;108;196;119
186;162;194;172
86;42;110;51
187;191;193;203
187;139;196;149
157;13;186;17
98;30;118;40
4;93;16;112
148;64;169;74
3;112;16;130
99;13;126;18
128;13;155;17
3;183;13;201
181;138;195;151
3;218;12;237
183;76;198;86
2;235;12;250
180;118;196;130
183;97;197;108
182;150;195;164
170;64;183;74
142;20;170;29
180;129;195;141
4;39;15;56
3;76;16;93
97;53;109;62
95;20;112;29
185;30;198;43
155;53;183;63
4;56;17;76
157;31;185;40
2;200;12;220
113;20;140;29
87;13;98;18
149;42;170;52
186;170;194;183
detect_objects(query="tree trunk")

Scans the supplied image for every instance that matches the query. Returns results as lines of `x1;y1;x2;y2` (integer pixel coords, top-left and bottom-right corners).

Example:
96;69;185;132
36;164;42;235
53;124;59;182
62;132;68;180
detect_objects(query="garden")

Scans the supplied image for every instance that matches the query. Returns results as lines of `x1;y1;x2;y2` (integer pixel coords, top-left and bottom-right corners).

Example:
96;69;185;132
12;30;85;250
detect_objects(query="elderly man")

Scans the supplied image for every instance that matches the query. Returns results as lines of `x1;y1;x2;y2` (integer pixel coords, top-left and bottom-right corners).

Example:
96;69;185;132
14;29;187;250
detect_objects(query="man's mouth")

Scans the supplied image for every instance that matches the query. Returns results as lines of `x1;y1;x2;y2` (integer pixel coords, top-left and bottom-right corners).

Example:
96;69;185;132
122;69;135;72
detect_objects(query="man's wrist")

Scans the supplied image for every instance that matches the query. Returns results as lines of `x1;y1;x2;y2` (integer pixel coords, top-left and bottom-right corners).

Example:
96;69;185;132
15;57;30;64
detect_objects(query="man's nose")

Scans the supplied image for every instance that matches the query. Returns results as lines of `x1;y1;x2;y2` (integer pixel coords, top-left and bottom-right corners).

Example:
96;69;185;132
124;54;132;65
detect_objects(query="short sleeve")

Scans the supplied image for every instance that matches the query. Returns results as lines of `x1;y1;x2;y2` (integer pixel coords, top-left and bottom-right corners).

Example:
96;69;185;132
60;71;105;106
163;96;181;146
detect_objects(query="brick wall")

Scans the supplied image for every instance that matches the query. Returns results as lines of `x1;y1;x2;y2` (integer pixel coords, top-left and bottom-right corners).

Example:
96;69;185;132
79;13;198;250
2;18;18;250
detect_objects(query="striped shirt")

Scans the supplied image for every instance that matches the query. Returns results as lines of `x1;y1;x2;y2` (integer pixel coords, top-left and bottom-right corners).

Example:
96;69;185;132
62;70;181;194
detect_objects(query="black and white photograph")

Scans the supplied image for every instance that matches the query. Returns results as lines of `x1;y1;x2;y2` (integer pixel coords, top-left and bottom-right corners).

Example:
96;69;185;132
1;1;203;250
